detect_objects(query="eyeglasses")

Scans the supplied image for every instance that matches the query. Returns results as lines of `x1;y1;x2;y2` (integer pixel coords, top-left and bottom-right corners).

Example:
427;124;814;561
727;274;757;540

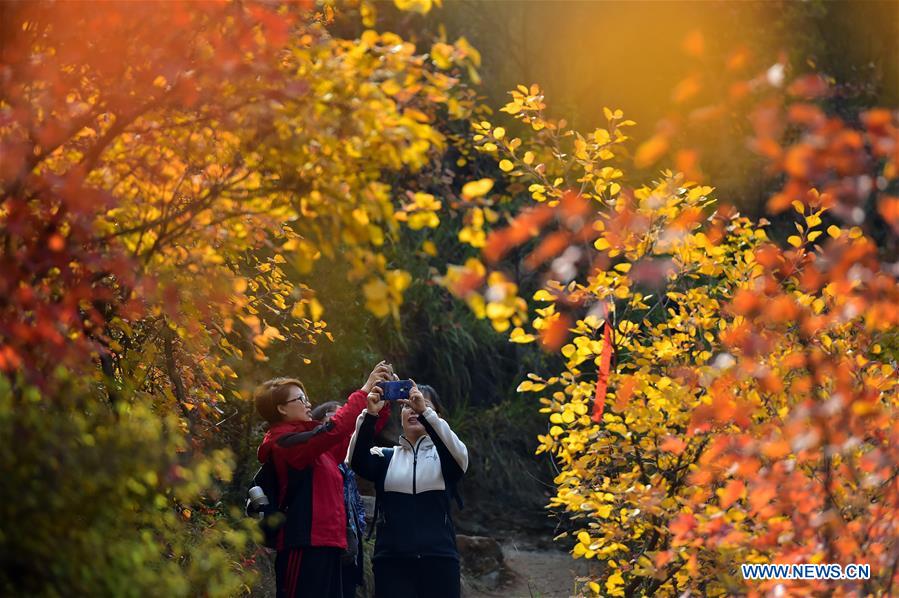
284;396;311;408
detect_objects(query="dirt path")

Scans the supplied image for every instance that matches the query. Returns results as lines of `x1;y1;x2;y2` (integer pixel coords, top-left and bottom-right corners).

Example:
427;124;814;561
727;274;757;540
465;541;594;598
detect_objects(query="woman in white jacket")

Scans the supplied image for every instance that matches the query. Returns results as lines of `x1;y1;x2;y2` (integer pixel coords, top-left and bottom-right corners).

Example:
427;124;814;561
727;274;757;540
347;381;468;598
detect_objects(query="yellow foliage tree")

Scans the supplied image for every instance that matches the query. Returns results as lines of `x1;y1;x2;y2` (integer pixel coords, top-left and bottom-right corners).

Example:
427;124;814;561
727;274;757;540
442;84;899;595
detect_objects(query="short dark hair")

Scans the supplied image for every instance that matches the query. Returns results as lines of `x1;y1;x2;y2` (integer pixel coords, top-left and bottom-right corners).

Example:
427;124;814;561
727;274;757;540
417;384;444;415
253;377;307;424
310;400;341;422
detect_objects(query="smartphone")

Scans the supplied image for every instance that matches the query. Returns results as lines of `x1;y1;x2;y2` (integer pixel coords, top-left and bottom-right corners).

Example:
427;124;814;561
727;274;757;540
376;379;413;401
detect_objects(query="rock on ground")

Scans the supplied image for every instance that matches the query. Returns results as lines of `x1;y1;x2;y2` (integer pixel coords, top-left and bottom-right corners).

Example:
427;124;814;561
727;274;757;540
463;540;594;598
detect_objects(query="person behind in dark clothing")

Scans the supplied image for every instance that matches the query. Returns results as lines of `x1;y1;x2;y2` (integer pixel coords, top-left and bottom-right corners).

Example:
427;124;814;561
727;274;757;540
347;381;468;598
253;361;393;598
310;400;368;598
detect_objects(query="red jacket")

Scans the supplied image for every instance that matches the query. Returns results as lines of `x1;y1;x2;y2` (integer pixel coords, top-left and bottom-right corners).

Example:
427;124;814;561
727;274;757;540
257;389;388;551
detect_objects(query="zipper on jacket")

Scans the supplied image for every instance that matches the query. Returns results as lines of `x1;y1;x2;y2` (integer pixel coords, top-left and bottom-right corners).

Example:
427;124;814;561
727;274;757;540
401;435;426;495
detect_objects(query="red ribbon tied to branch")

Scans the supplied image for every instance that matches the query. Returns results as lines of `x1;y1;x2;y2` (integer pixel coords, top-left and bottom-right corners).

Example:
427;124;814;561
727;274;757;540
592;320;614;423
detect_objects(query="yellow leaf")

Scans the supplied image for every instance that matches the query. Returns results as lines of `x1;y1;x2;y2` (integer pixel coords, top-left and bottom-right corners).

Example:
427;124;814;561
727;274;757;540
393;0;432;14
787;235;802;248
387;270;412;296
493;127;506;139
430;42;453;69
412;192;441;211
501;101;522;115
290;302;306;319
510;327;536;343
499;159;514;172
827;225;841;238
606;571;625;596
523;151;535;165
462;178;494;200
807;230;822;242
309;298;324;322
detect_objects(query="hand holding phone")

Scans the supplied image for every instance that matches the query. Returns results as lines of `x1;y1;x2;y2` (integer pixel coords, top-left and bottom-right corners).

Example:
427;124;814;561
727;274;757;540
375;379;413;401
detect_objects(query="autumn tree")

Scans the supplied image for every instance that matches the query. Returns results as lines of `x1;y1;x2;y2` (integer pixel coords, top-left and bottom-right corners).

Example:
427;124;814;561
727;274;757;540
0;1;481;594
440;71;898;595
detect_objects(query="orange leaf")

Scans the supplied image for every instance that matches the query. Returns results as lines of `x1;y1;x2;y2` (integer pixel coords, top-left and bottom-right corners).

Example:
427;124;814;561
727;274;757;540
787;74;829;99
654;550;674;568
560;189;591;219
718;479;745;509
614;375;637;412
748;484;777;516
660;436;687;455
540;314;571;351
763;295;799;323
672;74;702;104
726;47;750;71
48;234;65;252
730;289;761;316
634;134;670;169
674;149;702;182
788;103;825;128
861;108;893;133
784;145;815;179
669;513;696;538
762;439;790;459
524;231;572;270
877;196;899;232
682;30;704;57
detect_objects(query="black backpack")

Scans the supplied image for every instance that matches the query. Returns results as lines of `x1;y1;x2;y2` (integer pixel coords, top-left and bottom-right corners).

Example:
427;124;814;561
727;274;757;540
246;422;333;548
246;460;287;549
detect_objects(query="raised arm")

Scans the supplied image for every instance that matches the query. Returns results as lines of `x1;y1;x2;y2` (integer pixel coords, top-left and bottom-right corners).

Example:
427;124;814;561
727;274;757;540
276;390;367;469
348;411;389;482
347;384;390;481
326;390;391;462
280;361;393;468
418;407;468;484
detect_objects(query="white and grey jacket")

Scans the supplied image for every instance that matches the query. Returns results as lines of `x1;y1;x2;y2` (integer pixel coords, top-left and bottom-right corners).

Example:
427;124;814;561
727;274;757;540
346;407;469;561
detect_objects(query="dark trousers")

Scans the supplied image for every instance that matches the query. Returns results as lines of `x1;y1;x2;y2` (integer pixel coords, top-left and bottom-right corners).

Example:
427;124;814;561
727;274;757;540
341;559;359;598
373;557;460;598
275;547;342;598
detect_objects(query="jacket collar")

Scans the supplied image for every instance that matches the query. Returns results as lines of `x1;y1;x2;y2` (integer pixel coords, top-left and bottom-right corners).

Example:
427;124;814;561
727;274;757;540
398;434;433;452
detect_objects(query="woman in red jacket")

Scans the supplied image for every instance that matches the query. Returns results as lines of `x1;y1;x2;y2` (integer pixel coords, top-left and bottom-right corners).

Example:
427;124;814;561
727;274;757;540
254;361;393;598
